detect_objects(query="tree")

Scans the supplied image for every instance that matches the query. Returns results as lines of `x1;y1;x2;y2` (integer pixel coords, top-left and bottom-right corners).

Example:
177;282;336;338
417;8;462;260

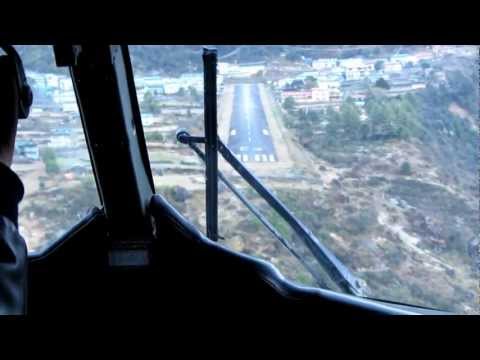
304;76;318;89
286;51;302;62
177;87;186;97
306;110;320;123
142;90;161;114
145;131;164;142
420;60;431;69
339;101;362;140
289;79;304;90
188;86;201;103
282;96;296;111
375;78;390;90
399;161;413;175
41;147;60;174
374;60;384;71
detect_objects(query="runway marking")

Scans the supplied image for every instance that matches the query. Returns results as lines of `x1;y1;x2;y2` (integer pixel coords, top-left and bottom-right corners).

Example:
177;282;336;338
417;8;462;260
262;154;268;162
269;154;276;162
254;154;260;162
230;129;236;136
243;154;249;162
248;136;251;143
262;129;269;136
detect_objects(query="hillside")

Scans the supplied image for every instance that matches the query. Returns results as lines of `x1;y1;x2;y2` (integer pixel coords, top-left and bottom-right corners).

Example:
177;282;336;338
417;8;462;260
14;45;418;75
273;62;478;313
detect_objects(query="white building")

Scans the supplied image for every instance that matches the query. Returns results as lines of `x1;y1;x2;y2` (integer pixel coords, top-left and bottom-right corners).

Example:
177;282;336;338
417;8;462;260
311;84;330;102
58;77;73;91
384;61;403;73
15;140;39;161
44;74;63;89
295;71;319;81
52;89;78;113
48;135;74;148
218;62;265;78
391;53;420;65
312;58;337;70
340;58;374;81
276;77;296;89
140;113;158;126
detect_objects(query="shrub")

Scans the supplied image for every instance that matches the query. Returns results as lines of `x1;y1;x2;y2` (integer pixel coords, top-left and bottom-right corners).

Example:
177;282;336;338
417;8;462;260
399;161;413;175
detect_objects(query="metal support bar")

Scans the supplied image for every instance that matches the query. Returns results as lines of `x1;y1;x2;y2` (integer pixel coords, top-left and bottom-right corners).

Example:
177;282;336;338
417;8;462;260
203;48;218;242
176;130;366;296
217;140;365;296
176;134;328;288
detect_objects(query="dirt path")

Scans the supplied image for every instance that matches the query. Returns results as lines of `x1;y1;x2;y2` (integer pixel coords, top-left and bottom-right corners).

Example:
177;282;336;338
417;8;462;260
377;210;455;272
448;102;477;131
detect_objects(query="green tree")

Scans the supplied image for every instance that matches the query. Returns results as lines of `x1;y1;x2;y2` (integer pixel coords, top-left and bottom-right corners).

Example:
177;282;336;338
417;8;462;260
374;60;384;71
399;161;412;175
254;70;264;78
41;147;60;174
145;131;165;142
142;90;161;114
177;87;186;97
282;96;296;111
304;76;318;89
188;86;201;103
420;60;431;69
375;78;390;90
339;101;362;140
286;51;302;62
306;110;320;123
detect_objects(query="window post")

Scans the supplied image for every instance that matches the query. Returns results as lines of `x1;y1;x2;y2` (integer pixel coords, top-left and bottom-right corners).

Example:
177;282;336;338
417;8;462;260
203;47;218;241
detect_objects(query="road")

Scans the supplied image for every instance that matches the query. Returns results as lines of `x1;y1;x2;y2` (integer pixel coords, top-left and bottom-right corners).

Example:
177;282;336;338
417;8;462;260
227;83;277;163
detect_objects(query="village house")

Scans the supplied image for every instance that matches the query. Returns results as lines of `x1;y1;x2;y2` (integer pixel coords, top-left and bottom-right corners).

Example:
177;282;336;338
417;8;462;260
311;84;330;102
280;89;313;103
312;58;337;71
14;140;40;161
383;60;403;73
340;58;374;81
52;88;78;113
218;62;265;78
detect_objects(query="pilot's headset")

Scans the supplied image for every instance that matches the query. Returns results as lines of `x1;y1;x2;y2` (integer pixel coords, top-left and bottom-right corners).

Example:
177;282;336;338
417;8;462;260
0;45;33;119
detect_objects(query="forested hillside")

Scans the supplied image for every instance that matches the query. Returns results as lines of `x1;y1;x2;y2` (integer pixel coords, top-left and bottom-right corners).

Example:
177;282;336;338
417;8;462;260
14;45;410;75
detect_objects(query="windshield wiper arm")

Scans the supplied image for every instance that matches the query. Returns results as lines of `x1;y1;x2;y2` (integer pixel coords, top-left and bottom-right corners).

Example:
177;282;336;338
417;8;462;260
177;130;367;297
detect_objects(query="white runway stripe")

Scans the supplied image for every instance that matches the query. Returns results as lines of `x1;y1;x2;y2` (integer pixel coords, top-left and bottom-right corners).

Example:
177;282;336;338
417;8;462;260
254;154;260;162
262;154;268;162
242;154;249;162
269;154;275;162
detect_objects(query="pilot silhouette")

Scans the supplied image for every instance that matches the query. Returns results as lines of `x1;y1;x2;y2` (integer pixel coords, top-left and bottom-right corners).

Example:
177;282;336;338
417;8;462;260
0;48;29;315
